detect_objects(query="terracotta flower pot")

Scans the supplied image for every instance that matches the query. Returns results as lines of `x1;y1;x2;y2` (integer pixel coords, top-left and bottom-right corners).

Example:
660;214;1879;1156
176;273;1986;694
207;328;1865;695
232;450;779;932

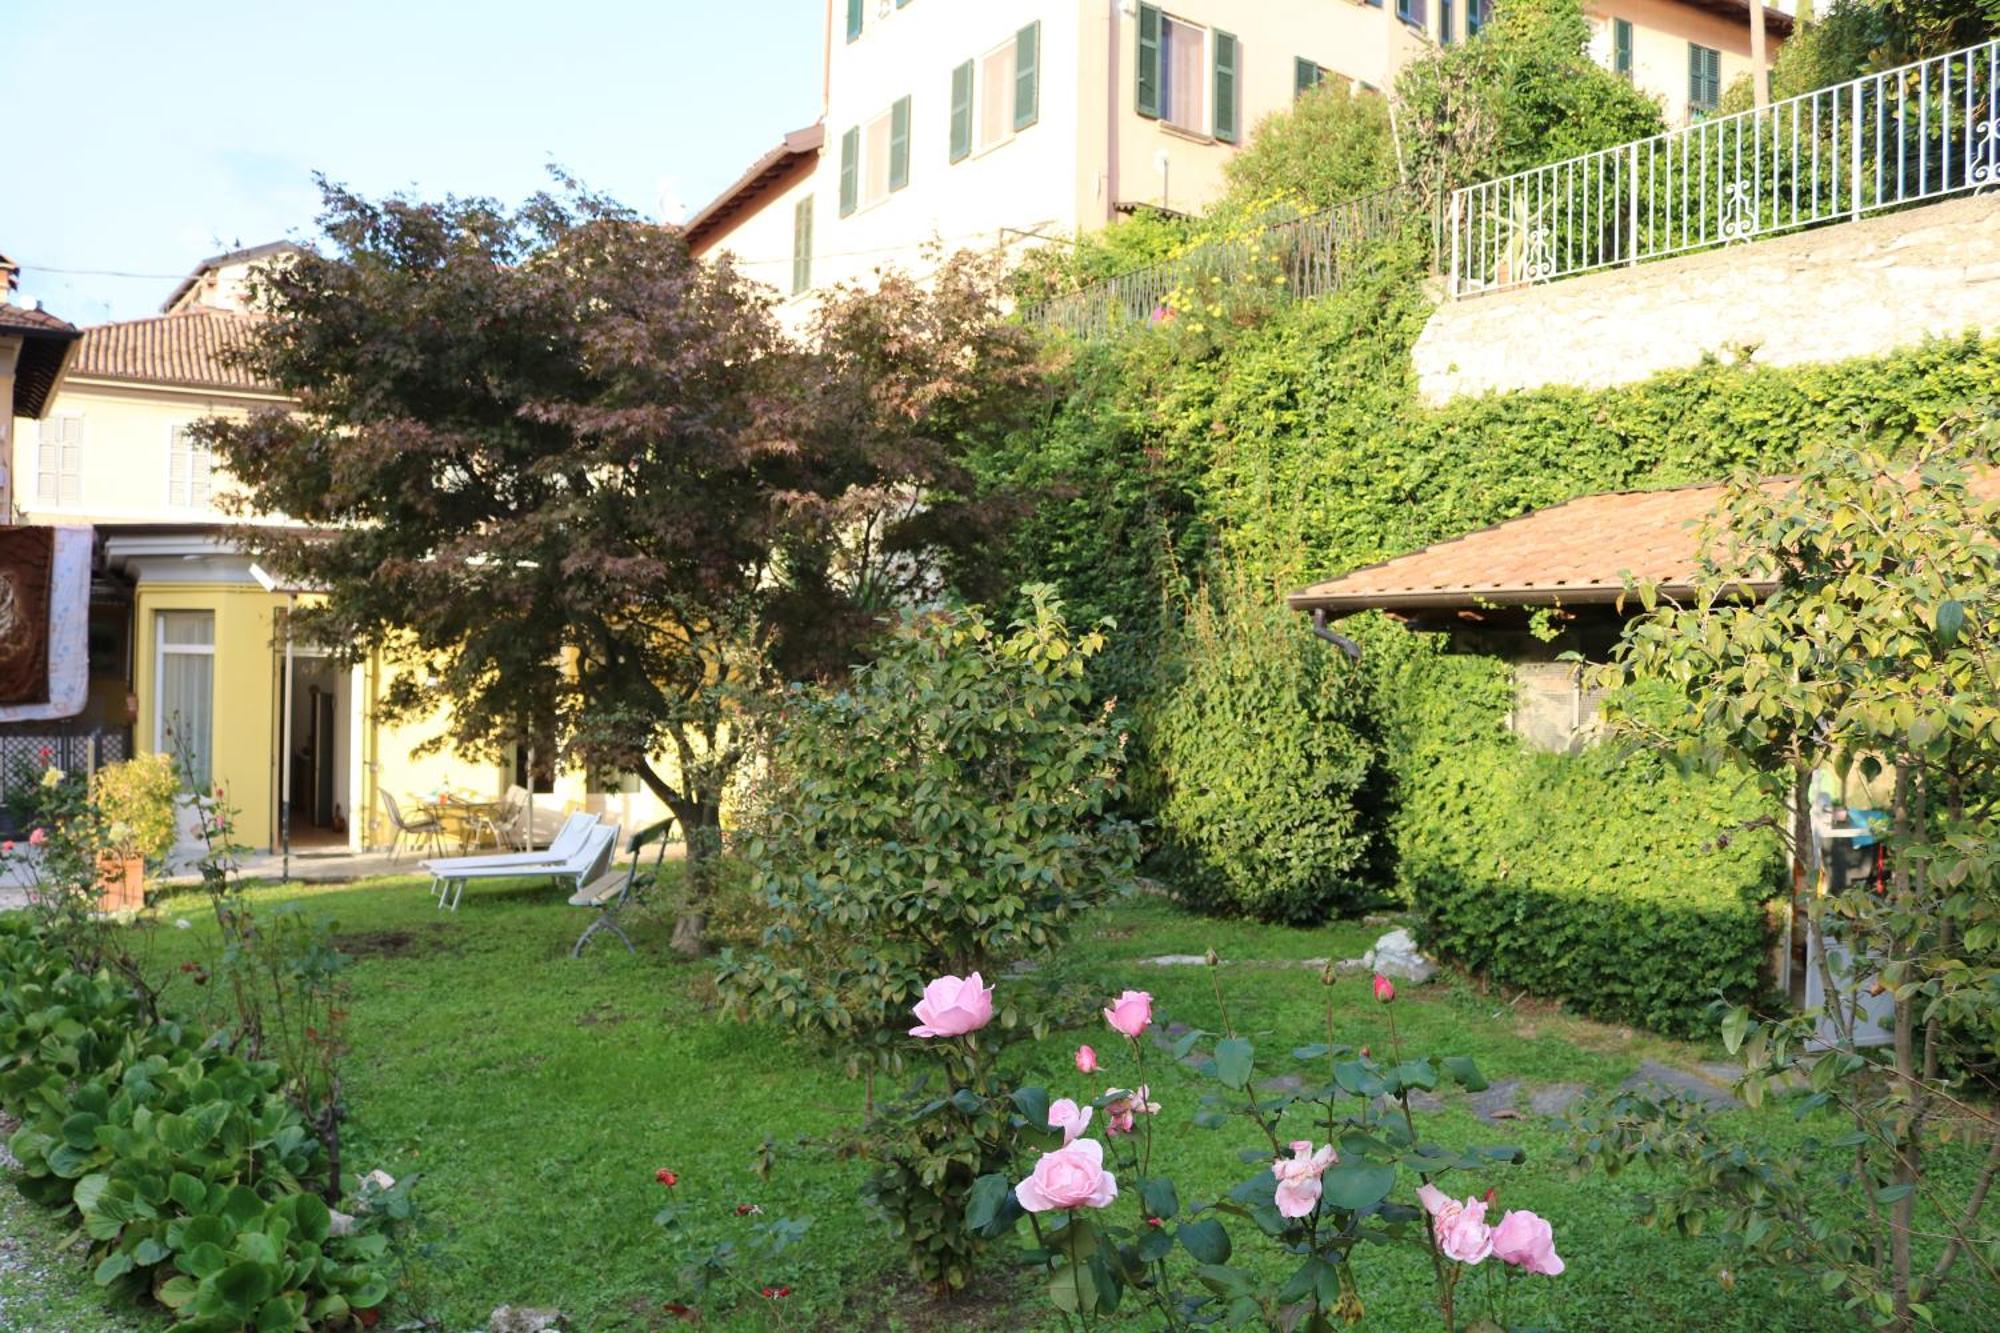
96;854;145;914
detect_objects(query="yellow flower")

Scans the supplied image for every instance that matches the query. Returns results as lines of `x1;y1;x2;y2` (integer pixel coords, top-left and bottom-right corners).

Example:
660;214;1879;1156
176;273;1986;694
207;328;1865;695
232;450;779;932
40;767;65;789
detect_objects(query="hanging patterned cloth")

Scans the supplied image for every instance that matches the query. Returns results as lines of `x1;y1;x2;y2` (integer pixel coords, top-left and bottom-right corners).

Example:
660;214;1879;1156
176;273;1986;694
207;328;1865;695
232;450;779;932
0;526;53;705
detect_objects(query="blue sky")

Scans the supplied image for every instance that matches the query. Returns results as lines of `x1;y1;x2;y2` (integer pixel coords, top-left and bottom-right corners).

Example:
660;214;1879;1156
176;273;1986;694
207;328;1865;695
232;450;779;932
2;1;825;324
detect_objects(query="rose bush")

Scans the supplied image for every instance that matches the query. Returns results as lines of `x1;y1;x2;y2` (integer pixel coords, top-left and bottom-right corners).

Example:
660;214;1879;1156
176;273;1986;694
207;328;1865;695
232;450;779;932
888;958;1566;1330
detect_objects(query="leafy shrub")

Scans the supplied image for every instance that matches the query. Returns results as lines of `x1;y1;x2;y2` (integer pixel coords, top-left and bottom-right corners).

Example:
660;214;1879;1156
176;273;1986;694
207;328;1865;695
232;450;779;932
0;914;399;1327
716;588;1139;1073
1217;85;1397;219
92;754;182;864
1145;571;1384;923
3;750;86;835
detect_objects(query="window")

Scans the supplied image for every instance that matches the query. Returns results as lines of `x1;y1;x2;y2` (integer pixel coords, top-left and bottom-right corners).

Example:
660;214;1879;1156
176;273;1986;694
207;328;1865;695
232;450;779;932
840;96;911;214
1467;0;1489;35
840;97;912;215
168;425;213;509
1135;6;1237;141
953;22;1039;162
1441;0;1454;43
1613;19;1634;78
845;0;861;43
35;414;82;507
1689;43;1721;114
1396;0;1427;27
1295;57;1329;99
156;610;215;789
791;195;813;295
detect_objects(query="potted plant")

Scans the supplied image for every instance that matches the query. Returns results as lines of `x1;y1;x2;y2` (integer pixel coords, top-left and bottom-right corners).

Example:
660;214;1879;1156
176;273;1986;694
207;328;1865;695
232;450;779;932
90;754;180;912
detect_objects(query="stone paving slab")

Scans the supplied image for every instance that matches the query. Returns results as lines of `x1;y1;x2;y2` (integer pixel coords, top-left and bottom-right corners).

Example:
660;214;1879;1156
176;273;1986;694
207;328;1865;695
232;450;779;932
1618;1059;1740;1110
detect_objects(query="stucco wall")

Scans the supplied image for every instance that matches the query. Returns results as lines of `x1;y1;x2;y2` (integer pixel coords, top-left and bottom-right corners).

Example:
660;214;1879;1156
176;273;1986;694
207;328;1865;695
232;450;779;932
1413;192;2000;404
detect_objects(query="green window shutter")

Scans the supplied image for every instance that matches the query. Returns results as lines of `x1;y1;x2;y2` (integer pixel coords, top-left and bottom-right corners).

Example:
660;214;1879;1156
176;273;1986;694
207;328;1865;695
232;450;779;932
1136;4;1160;119
1294;57;1317;98
889;95;911;192
1212;30;1238;144
792;195;813;295
839;127;859;215
1441;0;1454;44
1014;21;1040;131
1614;19;1633;77
846;0;862;42
950;60;974;161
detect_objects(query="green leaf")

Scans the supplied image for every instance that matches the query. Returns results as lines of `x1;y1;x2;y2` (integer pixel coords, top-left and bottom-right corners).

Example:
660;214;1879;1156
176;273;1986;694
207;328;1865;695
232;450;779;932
1139;1175;1180;1222
1177;1216;1231;1264
1721;1005;1749;1055
1321;1162;1395;1211
1214;1037;1254;1090
1935;598;1964;644
1441;1056;1487;1091
1011;1085;1051;1130
1874;1183;1917;1204
93;1250;134;1285
963;1172;1013;1233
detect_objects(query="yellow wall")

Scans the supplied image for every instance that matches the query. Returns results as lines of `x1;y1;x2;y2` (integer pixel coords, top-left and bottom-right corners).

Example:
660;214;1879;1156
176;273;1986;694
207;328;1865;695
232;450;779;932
1590;0;1782;126
131;581;284;848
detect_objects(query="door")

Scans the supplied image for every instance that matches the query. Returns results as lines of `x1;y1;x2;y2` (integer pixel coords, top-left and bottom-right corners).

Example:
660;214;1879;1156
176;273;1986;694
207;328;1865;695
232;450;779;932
313;690;336;827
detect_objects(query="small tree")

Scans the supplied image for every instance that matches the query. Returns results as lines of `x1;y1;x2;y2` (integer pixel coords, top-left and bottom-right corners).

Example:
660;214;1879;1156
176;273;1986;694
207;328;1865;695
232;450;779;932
206;182;1035;954
1585;430;2000;1330
716;587;1139;1074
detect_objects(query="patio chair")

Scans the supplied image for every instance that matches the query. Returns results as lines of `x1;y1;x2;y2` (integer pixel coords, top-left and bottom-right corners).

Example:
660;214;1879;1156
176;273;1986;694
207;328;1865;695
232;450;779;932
472;785;528;851
434;821;620;912
568;816;677;958
379;790;444;861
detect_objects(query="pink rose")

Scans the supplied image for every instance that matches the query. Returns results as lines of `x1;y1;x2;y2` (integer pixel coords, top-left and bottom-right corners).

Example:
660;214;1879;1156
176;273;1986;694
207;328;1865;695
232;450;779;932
908;973;994;1038
1491;1209;1564;1276
1;841;12;854
1372;974;1396;1004
27;828;46;847
1047;1097;1092;1144
1103;1085;1159;1136
1015;1137;1118;1212
1271;1139;1337;1218
1074;1044;1099;1074
1418;1184;1494;1264
1103;990;1153;1039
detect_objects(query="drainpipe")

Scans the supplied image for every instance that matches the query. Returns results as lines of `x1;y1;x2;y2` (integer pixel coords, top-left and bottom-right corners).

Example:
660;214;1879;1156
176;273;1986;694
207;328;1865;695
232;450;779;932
1310;608;1362;660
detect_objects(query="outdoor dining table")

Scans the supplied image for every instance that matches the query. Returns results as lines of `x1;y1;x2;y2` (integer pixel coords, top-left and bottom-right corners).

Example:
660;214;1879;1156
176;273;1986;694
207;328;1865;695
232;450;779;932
418;795;503;853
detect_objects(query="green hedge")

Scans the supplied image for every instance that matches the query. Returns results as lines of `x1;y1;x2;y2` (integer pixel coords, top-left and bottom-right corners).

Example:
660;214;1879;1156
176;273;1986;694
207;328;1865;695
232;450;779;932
1388;658;1777;1036
0;915;399;1328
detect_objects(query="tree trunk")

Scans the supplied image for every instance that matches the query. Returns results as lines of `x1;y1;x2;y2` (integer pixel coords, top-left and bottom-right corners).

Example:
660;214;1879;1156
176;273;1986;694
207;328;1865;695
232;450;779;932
668;797;724;958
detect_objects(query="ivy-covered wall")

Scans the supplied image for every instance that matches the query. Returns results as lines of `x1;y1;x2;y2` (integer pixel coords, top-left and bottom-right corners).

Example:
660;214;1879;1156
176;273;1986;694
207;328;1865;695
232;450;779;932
980;236;2000;1034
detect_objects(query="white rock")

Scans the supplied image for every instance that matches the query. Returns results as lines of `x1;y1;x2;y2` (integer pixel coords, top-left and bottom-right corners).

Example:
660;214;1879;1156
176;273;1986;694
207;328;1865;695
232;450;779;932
490;1307;565;1332
1358;928;1438;984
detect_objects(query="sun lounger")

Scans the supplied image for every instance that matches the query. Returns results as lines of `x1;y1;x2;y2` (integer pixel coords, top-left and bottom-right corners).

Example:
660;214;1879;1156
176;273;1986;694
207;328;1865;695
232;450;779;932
421;812;598;876
434;821;620;912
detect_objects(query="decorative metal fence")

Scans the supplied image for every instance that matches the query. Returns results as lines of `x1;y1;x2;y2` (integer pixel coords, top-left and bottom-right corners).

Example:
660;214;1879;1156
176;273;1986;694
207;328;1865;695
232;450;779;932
0;727;131;835
1449;35;2000;298
1024;186;1414;338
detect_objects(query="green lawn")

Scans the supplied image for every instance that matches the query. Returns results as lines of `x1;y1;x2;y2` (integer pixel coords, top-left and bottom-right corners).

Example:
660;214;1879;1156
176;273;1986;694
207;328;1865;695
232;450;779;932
22;873;1988;1330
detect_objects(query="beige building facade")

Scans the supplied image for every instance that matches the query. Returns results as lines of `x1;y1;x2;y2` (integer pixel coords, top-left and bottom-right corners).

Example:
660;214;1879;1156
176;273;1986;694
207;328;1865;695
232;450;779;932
690;0;1787;312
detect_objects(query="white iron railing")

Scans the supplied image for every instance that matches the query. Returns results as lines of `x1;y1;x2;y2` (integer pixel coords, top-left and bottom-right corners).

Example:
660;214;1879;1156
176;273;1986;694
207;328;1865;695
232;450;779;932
1449;36;2000;298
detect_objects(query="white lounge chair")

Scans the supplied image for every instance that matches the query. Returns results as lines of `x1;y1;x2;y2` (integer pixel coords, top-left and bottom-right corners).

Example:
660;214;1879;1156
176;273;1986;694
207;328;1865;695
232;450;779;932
421;812;597;874
434;821;620;912
421;812;599;907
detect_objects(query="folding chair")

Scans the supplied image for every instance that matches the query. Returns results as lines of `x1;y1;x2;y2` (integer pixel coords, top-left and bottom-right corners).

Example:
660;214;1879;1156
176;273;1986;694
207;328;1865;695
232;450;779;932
569;817;676;958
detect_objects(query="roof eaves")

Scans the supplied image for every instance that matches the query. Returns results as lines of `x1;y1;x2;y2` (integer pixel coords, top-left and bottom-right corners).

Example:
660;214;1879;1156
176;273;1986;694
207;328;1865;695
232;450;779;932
683;123;825;255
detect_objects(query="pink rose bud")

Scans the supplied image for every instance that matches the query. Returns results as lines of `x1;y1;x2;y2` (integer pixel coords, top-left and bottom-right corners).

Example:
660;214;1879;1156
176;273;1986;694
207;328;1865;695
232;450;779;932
1372;974;1396;1004
1014;1138;1118;1212
1074;1044;1099;1074
1;841;12;854
1491;1209;1564;1276
908;972;995;1038
27;828;46;847
1102;989;1153;1039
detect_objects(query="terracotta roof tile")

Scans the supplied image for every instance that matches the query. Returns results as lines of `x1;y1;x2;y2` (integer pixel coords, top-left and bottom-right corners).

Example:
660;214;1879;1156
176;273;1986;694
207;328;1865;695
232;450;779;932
1290;470;2000;616
0;304;79;336
70;309;277;392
